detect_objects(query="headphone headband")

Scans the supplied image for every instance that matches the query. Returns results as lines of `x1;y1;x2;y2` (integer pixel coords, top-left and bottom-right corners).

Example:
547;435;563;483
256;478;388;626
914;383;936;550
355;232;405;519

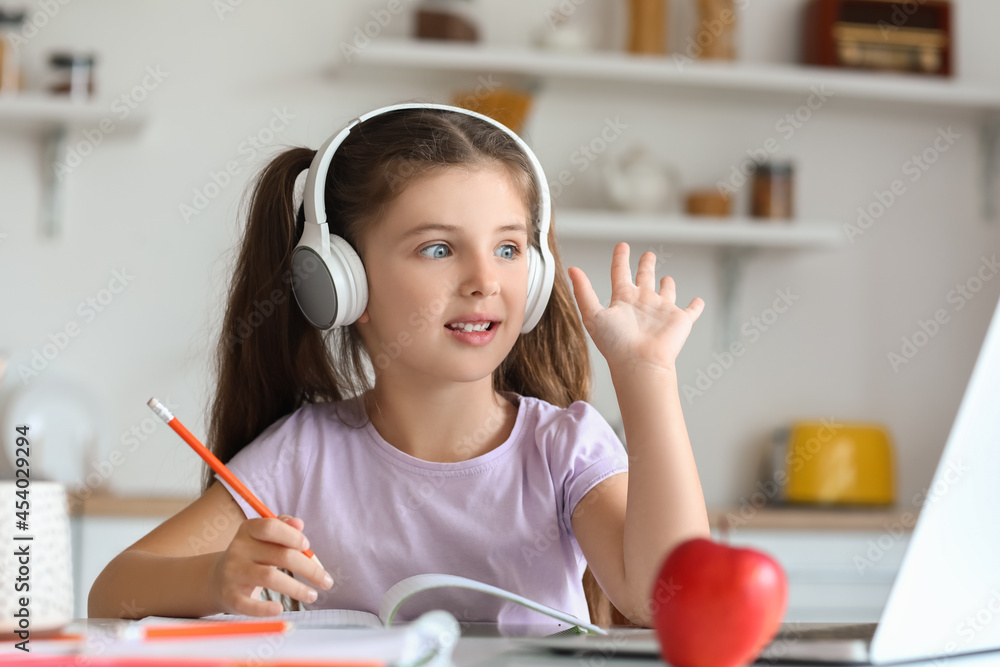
304;103;551;242
292;102;555;334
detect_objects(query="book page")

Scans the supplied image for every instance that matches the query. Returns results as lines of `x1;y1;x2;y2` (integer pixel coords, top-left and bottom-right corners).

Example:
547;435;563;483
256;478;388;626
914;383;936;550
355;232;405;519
377;573;607;635
198;608;383;628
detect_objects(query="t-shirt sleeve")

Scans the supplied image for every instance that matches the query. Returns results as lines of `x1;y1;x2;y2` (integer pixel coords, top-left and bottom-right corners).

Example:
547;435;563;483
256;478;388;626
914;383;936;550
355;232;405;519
550;401;630;541
212;409;309;522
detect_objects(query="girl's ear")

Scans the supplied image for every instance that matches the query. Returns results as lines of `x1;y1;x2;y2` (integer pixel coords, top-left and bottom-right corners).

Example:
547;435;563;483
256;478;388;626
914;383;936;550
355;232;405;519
357;309;370;325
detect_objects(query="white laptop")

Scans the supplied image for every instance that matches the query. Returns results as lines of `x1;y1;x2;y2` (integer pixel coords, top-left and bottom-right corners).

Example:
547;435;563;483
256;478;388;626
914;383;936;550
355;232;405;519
516;293;1000;664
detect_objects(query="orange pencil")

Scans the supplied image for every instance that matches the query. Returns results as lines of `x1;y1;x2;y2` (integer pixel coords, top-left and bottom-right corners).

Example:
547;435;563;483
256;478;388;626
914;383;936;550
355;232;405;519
147;397;325;572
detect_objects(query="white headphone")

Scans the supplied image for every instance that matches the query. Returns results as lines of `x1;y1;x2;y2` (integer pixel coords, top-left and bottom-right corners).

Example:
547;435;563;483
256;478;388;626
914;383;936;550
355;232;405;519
290;102;555;334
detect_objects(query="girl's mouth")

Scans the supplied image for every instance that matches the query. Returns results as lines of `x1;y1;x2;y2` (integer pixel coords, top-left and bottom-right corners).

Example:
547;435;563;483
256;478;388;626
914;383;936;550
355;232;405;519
444;321;498;346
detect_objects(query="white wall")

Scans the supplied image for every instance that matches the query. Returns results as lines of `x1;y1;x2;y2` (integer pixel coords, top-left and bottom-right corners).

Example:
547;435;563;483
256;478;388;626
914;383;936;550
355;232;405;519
1;0;999;517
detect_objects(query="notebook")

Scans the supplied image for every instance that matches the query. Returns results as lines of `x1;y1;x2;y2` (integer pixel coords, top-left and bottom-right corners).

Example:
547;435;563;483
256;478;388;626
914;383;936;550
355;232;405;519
202;572;607;636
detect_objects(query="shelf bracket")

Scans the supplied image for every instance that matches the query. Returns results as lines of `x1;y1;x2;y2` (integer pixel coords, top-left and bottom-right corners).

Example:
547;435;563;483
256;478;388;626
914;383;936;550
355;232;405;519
715;247;755;350
980;118;1000;222
41;125;68;238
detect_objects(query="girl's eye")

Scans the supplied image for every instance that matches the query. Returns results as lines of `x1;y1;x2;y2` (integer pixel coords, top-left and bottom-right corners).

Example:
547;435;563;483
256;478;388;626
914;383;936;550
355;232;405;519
497;244;521;260
418;243;523;260
420;243;450;259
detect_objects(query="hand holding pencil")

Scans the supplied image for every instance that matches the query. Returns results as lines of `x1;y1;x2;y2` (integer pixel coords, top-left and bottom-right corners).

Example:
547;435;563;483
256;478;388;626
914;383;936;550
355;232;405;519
211;513;334;616
148;397;334;617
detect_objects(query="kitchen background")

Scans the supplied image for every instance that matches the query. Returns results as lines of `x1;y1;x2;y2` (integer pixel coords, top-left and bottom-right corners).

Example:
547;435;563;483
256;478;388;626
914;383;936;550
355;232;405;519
0;0;999;620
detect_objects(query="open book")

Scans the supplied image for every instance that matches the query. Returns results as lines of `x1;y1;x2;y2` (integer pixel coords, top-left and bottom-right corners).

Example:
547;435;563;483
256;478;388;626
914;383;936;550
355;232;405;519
203;573;608;635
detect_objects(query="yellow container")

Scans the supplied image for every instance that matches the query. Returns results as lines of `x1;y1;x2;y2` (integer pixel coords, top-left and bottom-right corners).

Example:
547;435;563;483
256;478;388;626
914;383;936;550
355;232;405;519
781;422;896;506
451;87;532;134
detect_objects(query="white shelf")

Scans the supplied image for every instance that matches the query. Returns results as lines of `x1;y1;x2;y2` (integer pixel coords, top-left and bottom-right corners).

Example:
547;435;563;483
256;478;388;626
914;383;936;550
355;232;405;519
344;39;1000;217
0;92;146;135
555;210;841;348
0;93;147;238
341;38;998;342
348;39;1000;114
556;209;844;249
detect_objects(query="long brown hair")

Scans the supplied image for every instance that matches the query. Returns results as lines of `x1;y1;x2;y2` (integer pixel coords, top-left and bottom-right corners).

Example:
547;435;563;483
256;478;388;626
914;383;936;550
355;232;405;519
205;105;626;625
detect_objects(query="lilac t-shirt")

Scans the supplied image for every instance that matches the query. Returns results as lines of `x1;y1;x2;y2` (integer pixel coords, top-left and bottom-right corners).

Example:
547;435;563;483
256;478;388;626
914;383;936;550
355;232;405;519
214;390;629;626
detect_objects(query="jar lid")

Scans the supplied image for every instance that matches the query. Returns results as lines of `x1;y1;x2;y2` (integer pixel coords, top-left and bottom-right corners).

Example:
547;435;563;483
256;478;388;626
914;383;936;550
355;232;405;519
753;161;794;175
49;52;97;68
0;9;26;24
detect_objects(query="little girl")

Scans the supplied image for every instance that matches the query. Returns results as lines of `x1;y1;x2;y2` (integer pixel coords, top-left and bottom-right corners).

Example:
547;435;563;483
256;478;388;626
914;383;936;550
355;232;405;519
89;102;709;628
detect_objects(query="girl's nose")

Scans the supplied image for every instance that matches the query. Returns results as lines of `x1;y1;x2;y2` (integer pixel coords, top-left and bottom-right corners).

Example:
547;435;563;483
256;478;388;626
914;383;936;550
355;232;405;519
460;252;500;297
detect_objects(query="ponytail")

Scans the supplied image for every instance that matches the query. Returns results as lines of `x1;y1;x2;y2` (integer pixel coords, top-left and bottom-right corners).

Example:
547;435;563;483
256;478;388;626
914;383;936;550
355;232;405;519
203;147;347;492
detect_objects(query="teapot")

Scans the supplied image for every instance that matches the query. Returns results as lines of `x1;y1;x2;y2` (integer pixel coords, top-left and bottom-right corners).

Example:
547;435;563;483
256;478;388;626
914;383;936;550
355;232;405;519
603;143;680;213
533;12;593;51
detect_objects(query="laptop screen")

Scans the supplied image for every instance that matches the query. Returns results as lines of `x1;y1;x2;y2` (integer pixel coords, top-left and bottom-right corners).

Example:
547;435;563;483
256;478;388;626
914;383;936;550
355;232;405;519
871;294;1000;664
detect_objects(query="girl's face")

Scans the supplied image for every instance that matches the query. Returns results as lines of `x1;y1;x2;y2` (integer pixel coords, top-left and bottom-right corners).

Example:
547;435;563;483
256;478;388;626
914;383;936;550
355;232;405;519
356;165;532;385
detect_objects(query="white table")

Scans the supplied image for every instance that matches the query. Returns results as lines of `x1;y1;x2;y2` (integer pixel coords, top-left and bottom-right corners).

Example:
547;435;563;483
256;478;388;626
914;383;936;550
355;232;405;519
67;619;1000;666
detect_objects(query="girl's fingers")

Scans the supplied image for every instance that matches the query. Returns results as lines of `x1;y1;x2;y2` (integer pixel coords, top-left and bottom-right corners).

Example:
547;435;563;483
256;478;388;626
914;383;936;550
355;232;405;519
247;517;310;552
685;298;705;322
574;246;703;331
610;242;632;293
660;275;676;304
635;251;656;291
280;516;304;532
255;564;319;606
251;542;331;592
219;582;280;618
567;267;603;318
233;596;283;618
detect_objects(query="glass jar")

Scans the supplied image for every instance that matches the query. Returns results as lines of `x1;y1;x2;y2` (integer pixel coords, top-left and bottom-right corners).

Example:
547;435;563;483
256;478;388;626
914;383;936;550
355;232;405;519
0;9;25;95
628;0;667;55
696;0;736;60
751;161;794;220
48;52;96;100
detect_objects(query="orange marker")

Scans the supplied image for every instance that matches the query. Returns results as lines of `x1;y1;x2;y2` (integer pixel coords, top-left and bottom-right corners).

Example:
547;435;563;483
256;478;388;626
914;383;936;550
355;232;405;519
147;398;326;573
0;656;385;667
130;620;291;641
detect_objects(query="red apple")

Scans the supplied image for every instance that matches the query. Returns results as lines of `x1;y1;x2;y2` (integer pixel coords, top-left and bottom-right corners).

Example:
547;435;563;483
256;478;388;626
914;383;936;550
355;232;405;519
650;537;788;667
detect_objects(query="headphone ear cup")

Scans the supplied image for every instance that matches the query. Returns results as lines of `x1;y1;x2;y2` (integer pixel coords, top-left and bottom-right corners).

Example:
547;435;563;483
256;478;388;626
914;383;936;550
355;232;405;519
327;235;368;327
291;233;368;330
521;245;542;334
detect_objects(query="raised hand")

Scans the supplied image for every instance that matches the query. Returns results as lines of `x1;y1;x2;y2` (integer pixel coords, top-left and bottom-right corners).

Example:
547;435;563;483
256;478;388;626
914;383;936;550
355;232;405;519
567;242;704;374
